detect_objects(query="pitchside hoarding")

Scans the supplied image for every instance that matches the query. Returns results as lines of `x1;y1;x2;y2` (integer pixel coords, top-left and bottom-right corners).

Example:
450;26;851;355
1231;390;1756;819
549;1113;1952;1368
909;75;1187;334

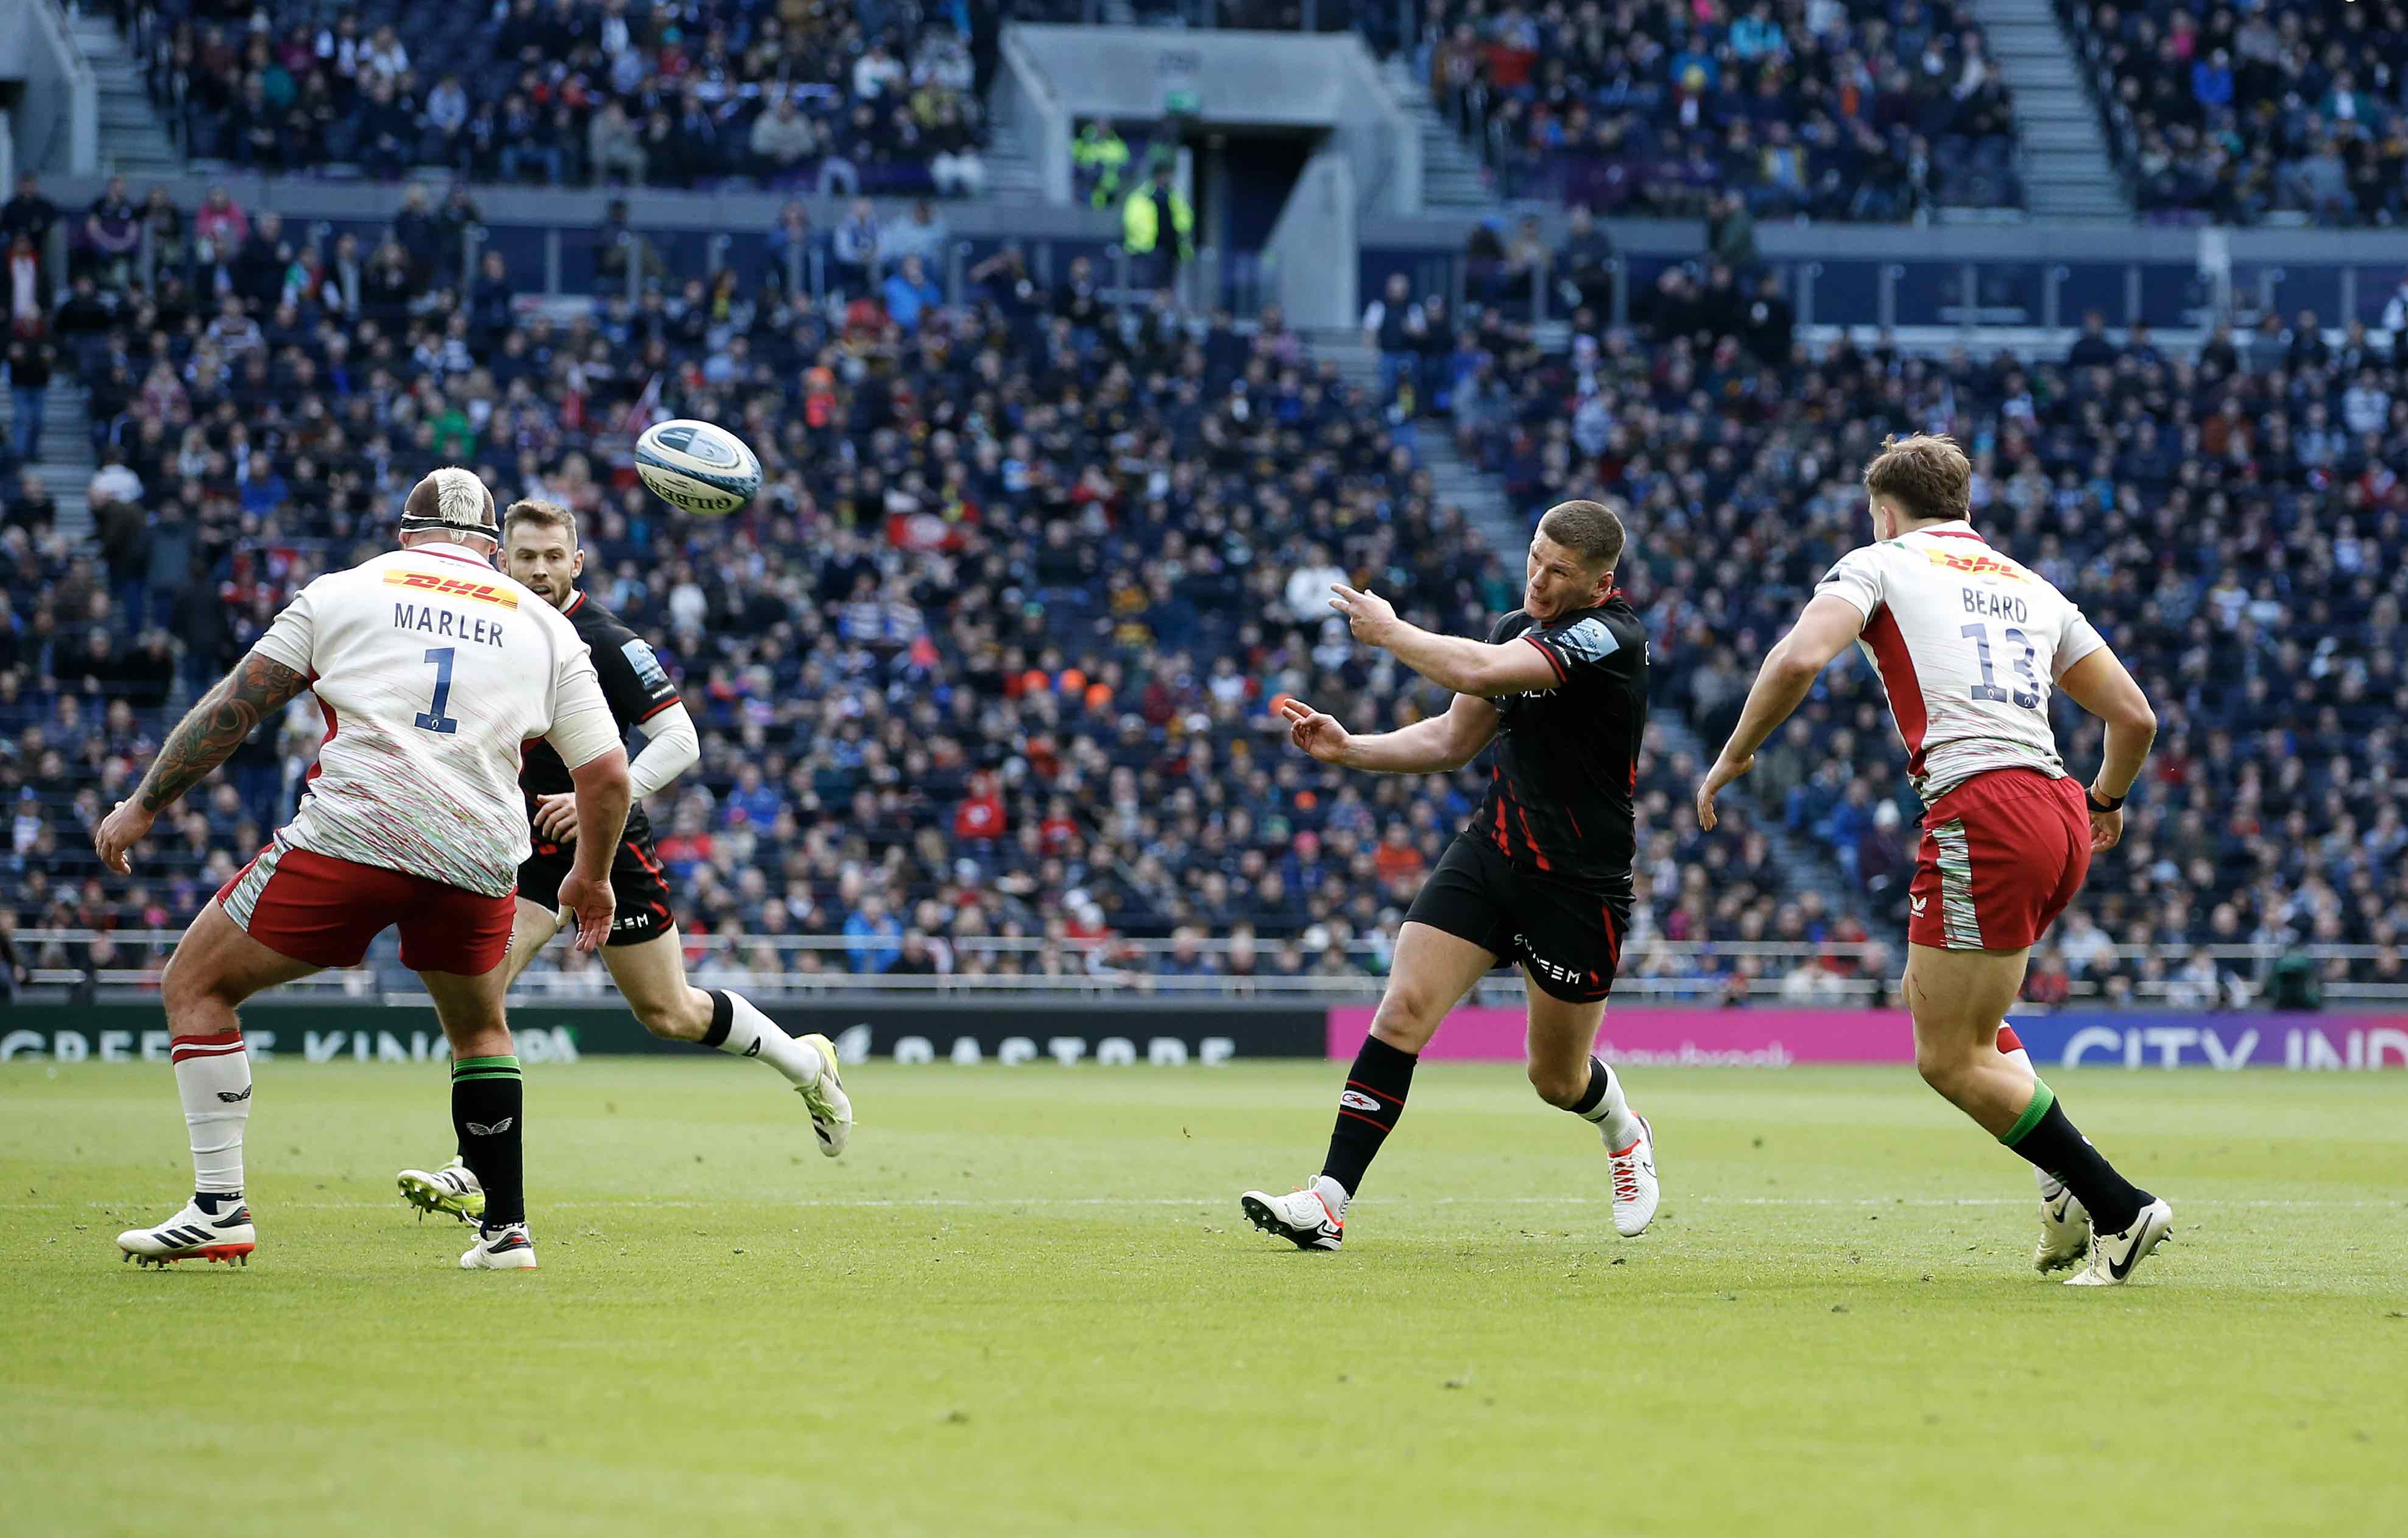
0;1002;1326;1064
1322;1007;2408;1070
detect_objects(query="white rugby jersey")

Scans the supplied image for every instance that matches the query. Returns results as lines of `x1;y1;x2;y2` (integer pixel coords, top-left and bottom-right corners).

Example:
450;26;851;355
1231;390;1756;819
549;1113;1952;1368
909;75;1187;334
250;541;620;897
1813;521;2106;803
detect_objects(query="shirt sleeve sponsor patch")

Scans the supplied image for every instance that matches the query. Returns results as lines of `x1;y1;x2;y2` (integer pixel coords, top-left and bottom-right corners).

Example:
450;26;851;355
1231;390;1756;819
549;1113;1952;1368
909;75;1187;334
1542;615;1622;666
621;637;672;694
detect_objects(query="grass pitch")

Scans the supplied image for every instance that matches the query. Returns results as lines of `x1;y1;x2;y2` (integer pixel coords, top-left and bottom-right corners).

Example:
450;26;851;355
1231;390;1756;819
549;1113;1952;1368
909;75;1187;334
4;1058;2404;1537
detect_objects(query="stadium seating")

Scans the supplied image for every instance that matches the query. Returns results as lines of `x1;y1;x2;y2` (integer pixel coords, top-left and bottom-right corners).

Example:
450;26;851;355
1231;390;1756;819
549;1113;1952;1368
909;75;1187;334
1366;255;2408;1003
124;0;990;196
2063;0;2408;224
5;180;1818;997
1416;0;2024;216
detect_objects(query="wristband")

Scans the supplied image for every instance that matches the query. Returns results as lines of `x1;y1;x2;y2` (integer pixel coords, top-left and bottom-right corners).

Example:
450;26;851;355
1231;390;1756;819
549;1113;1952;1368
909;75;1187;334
2087;788;2127;813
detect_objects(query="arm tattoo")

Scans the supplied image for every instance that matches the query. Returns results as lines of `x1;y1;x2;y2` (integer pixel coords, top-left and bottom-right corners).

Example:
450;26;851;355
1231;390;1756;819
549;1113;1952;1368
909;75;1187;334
135;651;313;814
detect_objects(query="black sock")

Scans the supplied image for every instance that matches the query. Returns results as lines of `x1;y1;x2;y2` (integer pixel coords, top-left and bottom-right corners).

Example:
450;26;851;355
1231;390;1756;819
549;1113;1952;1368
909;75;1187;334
2000;1082;2146;1233
699;990;734;1049
1569;1056;1610;1117
192;1190;242;1214
1320;1035;1418;1198
451;1054;525;1228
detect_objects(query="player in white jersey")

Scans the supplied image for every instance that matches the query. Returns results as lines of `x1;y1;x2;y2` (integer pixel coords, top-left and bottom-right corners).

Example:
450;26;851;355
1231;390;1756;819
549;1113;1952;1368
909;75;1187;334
93;468;633;1273
1694;435;2173;1286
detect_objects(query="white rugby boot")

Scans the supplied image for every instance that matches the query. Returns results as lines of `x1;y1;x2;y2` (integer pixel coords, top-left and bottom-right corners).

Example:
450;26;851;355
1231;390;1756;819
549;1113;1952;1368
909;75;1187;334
1606;1113;1660;1237
460;1221;538;1271
118;1197;256;1268
1240;1177;1346;1252
398;1159;485;1223
796;1033;853;1156
2064;1198;2174;1286
2034;1172;2091;1274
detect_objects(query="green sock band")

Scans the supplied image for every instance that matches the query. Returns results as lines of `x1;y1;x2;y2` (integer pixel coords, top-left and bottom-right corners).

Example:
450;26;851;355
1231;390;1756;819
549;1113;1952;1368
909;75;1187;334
451;1054;521;1082
2000;1078;2056;1147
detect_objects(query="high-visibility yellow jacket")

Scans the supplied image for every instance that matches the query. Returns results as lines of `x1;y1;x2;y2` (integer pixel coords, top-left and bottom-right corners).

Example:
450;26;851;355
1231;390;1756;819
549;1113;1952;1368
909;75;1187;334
1074;126;1129;208
1122;184;1193;258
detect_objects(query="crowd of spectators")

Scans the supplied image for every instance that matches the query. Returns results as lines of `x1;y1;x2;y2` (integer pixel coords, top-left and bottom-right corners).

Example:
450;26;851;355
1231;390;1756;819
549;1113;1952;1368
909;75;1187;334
15;169;2398;1006
2;178;1857;1002
2067;0;2408;224
1416;0;2022;217
1360;222;2408;1003
122;0;994;196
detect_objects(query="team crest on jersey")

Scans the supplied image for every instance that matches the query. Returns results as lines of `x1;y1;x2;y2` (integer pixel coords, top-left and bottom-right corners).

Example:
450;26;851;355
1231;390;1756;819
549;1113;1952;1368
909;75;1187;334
384;570;521;608
1920;548;2032;583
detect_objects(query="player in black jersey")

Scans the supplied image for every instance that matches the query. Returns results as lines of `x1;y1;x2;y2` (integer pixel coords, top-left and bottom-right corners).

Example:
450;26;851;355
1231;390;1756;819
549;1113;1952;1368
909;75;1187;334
1241;501;1661;1252
398;501;850;1222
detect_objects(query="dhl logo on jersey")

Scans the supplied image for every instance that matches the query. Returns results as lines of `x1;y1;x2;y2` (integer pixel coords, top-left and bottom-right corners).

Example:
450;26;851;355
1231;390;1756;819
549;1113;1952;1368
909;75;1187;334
383;570;520;608
1921;547;2032;583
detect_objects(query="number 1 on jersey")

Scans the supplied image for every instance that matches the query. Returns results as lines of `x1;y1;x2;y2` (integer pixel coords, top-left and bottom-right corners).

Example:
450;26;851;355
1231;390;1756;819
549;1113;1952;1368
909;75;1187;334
415;646;460;734
1960;622;2040;710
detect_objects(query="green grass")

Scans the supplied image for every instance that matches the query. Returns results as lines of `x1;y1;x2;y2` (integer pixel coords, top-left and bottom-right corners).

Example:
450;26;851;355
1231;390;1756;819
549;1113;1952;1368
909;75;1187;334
4;1060;2406;1537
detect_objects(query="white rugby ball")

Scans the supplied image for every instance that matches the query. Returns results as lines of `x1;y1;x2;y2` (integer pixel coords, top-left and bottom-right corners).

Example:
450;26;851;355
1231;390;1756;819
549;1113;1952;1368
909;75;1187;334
634;418;762;516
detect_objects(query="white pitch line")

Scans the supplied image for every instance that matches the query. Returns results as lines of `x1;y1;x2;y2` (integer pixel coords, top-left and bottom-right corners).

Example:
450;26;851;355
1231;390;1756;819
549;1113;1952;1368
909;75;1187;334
4;1196;2398;1213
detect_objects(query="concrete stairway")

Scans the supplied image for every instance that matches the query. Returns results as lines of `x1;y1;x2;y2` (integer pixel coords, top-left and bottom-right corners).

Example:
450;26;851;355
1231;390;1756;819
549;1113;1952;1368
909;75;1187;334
1377;58;1491;210
982;116;1044;203
1973;0;2127;220
1307;329;1516;549
1;386;96;536
69;6;185;181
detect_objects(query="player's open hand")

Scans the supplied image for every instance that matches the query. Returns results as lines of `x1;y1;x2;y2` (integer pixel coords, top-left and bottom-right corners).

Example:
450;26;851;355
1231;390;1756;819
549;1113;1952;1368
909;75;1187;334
1328;584;1400;647
1278;696;1354;766
557;869;616;953
532;790;581;844
94;799;155;876
1694;753;1753;832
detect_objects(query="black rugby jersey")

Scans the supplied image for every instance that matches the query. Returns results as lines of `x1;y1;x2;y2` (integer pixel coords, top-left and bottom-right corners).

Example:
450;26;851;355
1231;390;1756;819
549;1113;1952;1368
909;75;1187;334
520;590;682;842
1466;594;1650;888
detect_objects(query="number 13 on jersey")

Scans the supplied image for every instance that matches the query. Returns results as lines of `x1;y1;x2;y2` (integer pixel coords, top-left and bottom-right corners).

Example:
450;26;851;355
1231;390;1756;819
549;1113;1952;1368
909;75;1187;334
1961;622;2039;710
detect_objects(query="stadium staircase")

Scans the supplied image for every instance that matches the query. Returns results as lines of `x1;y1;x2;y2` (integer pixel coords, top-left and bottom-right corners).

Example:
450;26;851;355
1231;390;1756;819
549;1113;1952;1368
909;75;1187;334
1312;331;1871;925
983;116;1043;204
2;386;95;536
1307;330;1516;547
1971;0;2128;220
1375;57;1491;210
69;6;184;180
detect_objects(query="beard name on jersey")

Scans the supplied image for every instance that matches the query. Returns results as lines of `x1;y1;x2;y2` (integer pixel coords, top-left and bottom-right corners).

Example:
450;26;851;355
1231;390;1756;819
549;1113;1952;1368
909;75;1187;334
1961;588;2031;623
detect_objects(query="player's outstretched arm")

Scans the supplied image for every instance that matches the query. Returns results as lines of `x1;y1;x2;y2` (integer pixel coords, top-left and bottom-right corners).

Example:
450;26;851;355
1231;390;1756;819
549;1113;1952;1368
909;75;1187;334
1697;594;1865;831
2055;645;2158;852
94;649;312;873
1280;692;1500;775
1325;585;1561;697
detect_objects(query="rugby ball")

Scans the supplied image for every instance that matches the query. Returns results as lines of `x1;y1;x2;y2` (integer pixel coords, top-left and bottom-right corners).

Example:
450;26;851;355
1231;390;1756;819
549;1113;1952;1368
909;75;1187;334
634;418;761;516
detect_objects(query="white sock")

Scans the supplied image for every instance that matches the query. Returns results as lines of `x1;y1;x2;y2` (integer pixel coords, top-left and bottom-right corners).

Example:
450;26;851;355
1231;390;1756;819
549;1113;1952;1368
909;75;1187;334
1577;1057;1645;1149
171;1029;251;1196
1310;1174;1349;1219
707;990;824;1088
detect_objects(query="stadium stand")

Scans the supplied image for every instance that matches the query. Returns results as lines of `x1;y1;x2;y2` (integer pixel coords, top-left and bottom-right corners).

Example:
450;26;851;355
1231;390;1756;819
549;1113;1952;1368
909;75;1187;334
1363;248;2408;1005
4;176;1820;1001
2064;0;2408;224
1414;0;2025;216
120;0;992;196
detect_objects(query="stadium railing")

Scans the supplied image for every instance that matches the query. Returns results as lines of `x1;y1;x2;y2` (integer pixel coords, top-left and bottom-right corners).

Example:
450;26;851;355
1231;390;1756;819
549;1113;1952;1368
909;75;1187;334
10;931;2396;1009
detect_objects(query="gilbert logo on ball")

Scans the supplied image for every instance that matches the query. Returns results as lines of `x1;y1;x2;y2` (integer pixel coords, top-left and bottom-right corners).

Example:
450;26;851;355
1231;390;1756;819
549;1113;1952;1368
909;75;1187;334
634;418;763;515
